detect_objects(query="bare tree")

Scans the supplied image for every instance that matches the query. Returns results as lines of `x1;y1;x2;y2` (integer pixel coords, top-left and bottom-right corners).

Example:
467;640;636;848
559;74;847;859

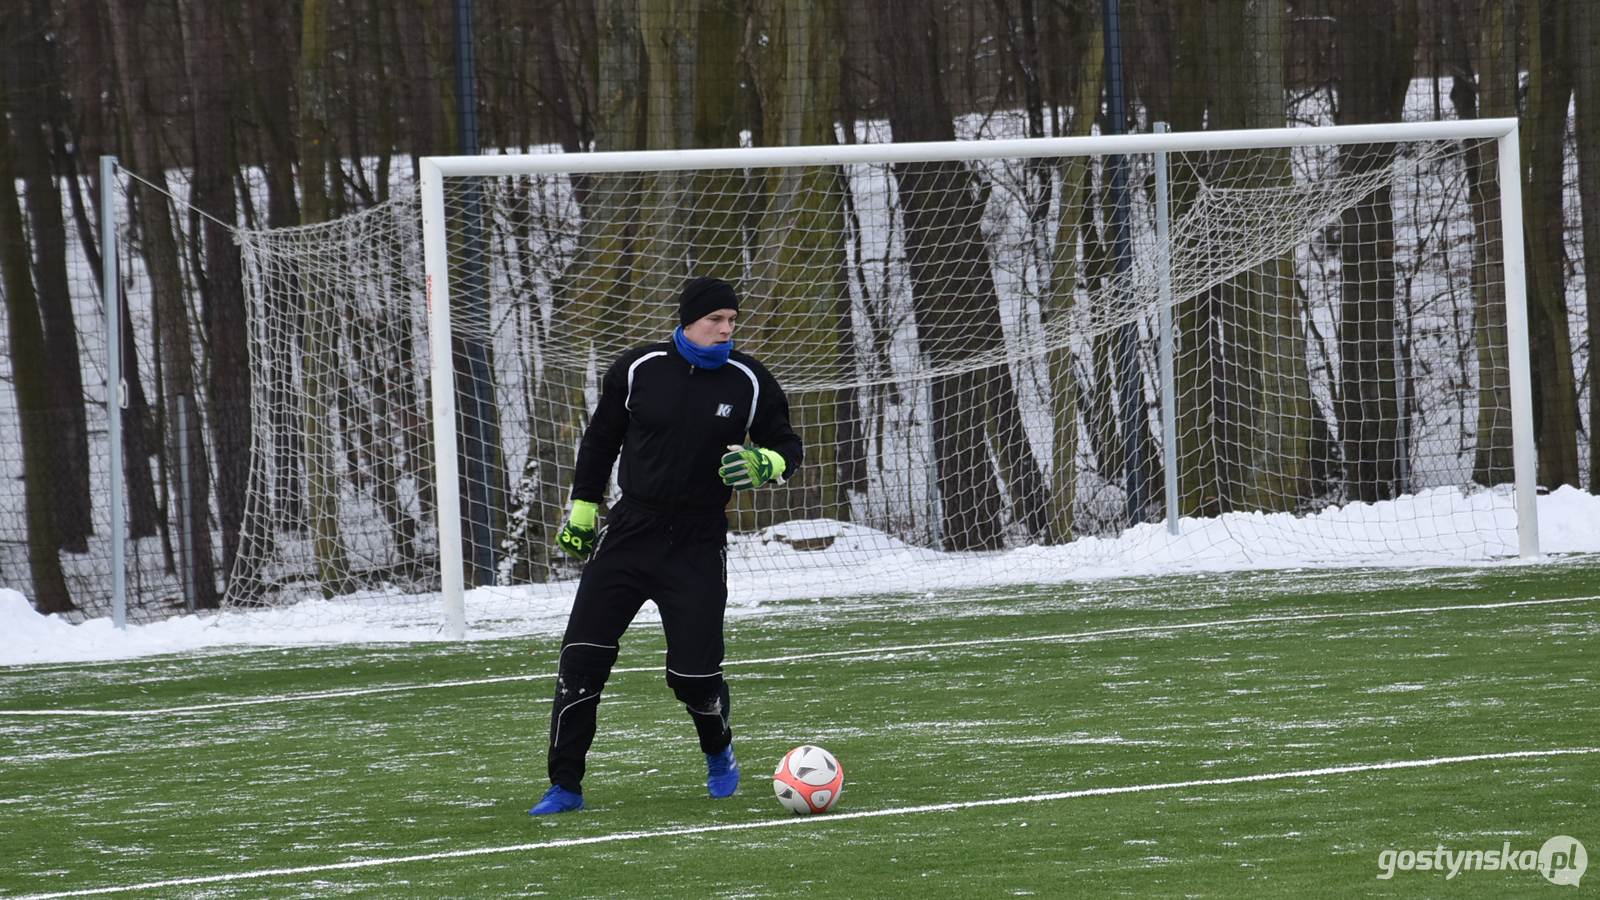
1575;0;1600;493
296;0;355;595
1334;0;1418;503
742;0;851;529
1446;0;1517;486
1165;0;1312;515
189;1;256;590
0;45;72;614
1162;0;1226;518
871;0;1051;549
1043;1;1103;542
58;0;163;544
107;0;222;608
4;0;93;552
1524;0;1580;488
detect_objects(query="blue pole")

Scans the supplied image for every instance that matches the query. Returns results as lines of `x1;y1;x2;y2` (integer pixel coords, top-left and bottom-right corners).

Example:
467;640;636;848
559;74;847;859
453;0;498;585
454;0;480;158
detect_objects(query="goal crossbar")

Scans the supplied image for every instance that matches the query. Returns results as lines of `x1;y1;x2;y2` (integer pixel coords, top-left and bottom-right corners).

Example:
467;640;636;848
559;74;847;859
421;119;1520;177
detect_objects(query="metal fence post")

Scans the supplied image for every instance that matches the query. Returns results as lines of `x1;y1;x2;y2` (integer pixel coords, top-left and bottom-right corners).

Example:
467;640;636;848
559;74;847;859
101;155;127;629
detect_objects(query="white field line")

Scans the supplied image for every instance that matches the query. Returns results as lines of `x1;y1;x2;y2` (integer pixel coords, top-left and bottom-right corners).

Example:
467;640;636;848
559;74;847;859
3;594;1595;719
9;746;1597;900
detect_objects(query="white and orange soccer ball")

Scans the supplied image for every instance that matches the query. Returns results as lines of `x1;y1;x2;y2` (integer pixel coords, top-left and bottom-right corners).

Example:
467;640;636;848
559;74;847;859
772;745;843;814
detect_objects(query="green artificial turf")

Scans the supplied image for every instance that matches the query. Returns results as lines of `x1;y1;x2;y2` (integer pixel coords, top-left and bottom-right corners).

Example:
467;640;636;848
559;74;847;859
1;560;1596;899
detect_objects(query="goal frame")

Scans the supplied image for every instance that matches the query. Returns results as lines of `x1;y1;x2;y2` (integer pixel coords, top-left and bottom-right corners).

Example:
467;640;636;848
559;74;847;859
420;118;1538;638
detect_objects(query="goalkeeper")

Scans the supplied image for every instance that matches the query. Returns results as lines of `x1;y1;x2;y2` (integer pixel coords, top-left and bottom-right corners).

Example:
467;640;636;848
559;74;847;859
529;275;803;816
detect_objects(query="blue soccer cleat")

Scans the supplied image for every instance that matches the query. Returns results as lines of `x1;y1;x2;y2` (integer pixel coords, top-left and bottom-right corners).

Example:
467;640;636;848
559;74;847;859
707;743;740;798
528;784;584;816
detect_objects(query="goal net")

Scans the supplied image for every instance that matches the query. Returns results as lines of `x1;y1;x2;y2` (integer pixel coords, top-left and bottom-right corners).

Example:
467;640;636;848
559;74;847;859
230;121;1536;631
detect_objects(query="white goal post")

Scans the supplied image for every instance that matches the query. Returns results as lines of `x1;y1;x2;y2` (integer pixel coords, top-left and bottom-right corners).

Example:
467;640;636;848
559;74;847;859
405;119;1538;636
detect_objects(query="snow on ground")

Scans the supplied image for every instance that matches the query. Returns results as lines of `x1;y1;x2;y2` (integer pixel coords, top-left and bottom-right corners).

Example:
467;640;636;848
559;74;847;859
3;486;1599;668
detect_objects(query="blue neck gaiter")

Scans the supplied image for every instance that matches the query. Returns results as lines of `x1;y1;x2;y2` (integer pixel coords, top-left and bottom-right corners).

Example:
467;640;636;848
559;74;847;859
673;326;733;369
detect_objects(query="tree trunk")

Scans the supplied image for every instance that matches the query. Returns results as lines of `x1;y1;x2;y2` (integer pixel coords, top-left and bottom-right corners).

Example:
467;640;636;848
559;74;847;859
1240;0;1311;513
1190;0;1311;514
1524;0;1581;489
582;0;648;364
742;0;848;531
1453;0;1516;486
298;0;333;225
511;0;597;585
1574;0;1600;493
5;0;93;553
872;0;1050;549
107;0;222;609
0;70;73;614
532;0;589;156
632;0;695;333
1169;0;1225;518
113;271;164;542
1043;2;1103;543
296;0;353;595
418;0;462;154
66;0;164;542
247;1;304;230
1334;0;1418;503
239;0;305;541
366;0;398;199
534;0;646;580
190;0;256;592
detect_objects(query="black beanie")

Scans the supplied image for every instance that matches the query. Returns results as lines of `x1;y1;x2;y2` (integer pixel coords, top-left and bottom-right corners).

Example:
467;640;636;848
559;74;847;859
678;276;740;327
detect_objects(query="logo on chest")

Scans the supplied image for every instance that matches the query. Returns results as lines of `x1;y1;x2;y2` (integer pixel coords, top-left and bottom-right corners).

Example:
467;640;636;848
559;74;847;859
715;403;733;418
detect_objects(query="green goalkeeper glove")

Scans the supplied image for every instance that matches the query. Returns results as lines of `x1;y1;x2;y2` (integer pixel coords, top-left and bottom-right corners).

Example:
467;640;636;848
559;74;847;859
556;499;600;560
719;444;785;490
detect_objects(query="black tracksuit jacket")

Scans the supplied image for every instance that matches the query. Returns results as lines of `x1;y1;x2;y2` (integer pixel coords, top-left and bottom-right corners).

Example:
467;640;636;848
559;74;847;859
571;339;804;515
549;340;800;789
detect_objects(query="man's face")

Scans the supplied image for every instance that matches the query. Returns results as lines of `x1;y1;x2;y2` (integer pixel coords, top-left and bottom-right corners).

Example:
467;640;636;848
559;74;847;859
683;308;737;347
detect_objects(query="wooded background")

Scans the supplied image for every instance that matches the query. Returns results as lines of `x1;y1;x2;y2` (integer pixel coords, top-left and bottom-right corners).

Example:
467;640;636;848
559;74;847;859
1;0;1596;619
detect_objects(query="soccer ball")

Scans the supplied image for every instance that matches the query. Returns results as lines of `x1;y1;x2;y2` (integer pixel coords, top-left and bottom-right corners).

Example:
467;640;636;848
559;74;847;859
773;745;844;814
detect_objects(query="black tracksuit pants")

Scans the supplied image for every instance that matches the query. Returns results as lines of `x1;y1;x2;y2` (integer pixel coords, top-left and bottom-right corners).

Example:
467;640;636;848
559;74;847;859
547;500;732;793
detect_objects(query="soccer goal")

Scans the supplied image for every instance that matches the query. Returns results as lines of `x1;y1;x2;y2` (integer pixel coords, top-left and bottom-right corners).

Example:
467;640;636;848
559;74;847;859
232;119;1538;636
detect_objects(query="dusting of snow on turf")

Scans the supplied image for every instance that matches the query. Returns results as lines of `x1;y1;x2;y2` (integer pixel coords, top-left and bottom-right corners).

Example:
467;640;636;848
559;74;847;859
2;486;1597;667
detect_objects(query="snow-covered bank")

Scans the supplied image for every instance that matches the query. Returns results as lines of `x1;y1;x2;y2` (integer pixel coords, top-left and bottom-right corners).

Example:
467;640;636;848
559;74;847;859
3;486;1598;668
